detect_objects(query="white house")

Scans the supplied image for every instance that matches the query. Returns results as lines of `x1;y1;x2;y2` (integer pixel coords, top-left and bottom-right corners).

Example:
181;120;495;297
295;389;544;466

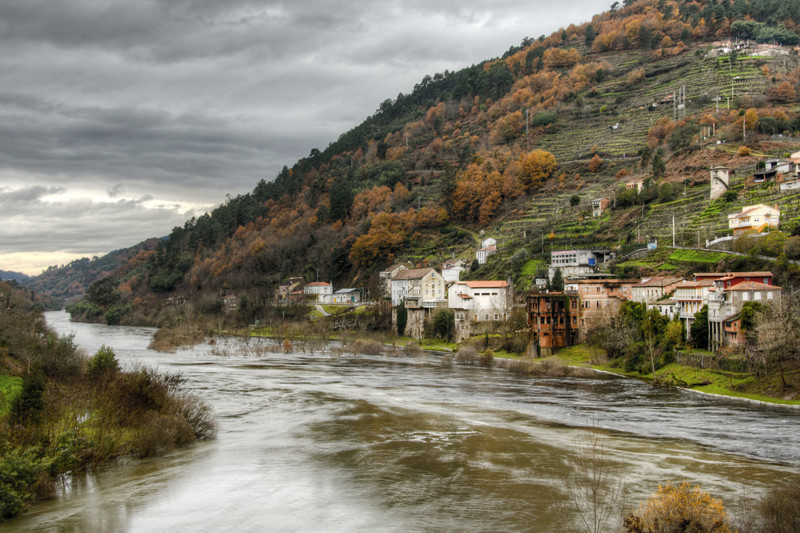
304;282;333;304
391;268;446;308
448;280;510;321
448;280;511;342
630;277;683;304
441;259;467;282
379;263;411;298
476;237;497;265
333;288;361;304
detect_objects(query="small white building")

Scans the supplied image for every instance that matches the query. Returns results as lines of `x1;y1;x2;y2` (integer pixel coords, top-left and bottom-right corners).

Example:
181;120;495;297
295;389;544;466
476;237;497;265
304;282;333;304
333;288;361;304
441;259;467;282
379;263;411;298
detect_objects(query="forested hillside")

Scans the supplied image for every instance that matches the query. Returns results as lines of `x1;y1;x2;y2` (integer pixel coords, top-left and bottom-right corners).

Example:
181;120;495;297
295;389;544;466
52;0;800;326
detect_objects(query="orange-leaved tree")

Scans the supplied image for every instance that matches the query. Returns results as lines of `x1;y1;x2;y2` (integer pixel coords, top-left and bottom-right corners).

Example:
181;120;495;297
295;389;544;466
518;149;557;192
624;481;733;533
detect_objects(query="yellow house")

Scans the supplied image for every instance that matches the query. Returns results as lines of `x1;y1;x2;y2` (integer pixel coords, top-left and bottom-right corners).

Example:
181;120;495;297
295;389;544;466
728;204;780;235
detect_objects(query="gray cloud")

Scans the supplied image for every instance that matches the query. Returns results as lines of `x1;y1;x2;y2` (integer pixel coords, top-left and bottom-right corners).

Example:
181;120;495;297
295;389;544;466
0;0;609;274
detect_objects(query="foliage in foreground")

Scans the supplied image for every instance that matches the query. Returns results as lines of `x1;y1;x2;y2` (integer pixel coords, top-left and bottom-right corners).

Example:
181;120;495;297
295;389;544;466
624;482;733;533
0;281;216;521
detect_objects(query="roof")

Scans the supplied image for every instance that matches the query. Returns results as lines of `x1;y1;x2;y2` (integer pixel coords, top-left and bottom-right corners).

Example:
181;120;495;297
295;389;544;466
393;268;435;281
380;263;410;275
461;280;509;289
633;277;683;288
653;299;677;305
442;259;465;268
305;281;331;287
477;245;497;252
674;281;699;289
730;204;780;218
334;288;359;294
695;271;772;280
725;281;782;292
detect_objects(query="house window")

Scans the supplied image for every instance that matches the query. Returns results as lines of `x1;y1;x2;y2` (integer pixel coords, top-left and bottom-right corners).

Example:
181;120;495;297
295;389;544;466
742;293;749;301
768;292;774;300
754;292;762;300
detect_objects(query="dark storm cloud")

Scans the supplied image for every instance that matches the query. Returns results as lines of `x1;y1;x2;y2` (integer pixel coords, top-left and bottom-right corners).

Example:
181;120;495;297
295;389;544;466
0;0;610;274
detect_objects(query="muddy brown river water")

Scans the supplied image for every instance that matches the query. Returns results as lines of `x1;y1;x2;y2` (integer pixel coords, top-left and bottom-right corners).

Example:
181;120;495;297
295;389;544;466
4;311;799;532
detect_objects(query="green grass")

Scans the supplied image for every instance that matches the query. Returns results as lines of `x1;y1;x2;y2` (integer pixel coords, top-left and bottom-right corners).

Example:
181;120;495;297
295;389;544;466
668;249;730;263
0;374;23;418
419;338;457;351
321;305;350;316
554;344;800;406
520;259;543;277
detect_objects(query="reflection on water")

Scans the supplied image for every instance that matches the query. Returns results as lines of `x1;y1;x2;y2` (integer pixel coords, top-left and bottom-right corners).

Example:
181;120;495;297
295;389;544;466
4;311;800;532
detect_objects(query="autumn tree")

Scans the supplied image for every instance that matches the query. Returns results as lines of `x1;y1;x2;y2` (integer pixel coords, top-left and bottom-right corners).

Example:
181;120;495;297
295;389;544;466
624;482;733;533
518;149;558;192
588;154;603;173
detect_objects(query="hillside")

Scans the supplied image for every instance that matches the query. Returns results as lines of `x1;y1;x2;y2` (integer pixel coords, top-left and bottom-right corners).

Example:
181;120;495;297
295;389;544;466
25;239;160;301
0;270;29;283
53;0;800;327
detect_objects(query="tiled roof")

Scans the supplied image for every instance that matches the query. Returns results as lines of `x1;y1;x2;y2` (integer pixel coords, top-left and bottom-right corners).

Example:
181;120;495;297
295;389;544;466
462;280;509;289
305;281;331;287
633;277;683;288
725;281;782;291
393;268;435;280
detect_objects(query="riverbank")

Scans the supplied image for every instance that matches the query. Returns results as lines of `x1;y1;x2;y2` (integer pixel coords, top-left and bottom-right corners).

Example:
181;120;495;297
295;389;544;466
554;345;800;407
149;317;800;408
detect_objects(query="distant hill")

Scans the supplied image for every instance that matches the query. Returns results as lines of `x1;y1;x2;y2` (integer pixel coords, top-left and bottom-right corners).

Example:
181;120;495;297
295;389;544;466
58;0;800;326
0;270;30;283
24;238;160;300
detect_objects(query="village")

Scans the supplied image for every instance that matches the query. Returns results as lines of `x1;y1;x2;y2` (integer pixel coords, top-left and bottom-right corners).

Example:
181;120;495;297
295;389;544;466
247;157;795;357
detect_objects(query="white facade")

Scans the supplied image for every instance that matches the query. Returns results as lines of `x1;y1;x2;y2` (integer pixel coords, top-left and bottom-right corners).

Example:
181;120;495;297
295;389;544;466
476;238;497;265
391;268;446;307
441;260;467;283
379;264;409;298
448;281;510;322
630;277;683;304
333;288;361;304
304;282;333;304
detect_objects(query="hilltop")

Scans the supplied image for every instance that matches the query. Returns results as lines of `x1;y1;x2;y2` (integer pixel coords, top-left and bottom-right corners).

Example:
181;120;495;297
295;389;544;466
36;0;800;326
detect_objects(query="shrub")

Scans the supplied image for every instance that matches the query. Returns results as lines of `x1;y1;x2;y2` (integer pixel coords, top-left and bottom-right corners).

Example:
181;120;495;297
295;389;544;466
86;345;119;381
738;145;751;157
403;342;424;357
758;482;800;533
455;347;478;364
624;482;733;533
479;349;494;367
0;446;45;520
347;339;384;356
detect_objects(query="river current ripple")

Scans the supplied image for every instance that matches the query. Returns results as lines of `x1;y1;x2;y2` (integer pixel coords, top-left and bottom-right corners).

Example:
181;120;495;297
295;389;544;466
4;311;799;532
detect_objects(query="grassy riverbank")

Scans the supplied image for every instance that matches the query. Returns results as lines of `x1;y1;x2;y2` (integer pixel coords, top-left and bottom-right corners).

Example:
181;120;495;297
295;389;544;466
0;282;217;522
554;344;800;407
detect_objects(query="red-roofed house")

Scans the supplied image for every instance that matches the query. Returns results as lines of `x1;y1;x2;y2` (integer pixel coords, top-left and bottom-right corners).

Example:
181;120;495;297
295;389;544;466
708;280;782;351
304;282;333;304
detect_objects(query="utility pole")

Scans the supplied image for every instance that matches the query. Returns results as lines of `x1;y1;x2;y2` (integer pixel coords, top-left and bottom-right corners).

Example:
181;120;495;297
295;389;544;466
526;108;530;151
672;216;676;248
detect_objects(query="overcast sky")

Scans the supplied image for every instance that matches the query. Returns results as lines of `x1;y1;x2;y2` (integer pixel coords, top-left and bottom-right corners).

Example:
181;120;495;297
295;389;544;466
0;0;610;276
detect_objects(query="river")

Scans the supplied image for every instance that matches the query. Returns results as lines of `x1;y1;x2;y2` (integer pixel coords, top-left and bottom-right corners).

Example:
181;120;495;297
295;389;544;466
4;311;800;532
